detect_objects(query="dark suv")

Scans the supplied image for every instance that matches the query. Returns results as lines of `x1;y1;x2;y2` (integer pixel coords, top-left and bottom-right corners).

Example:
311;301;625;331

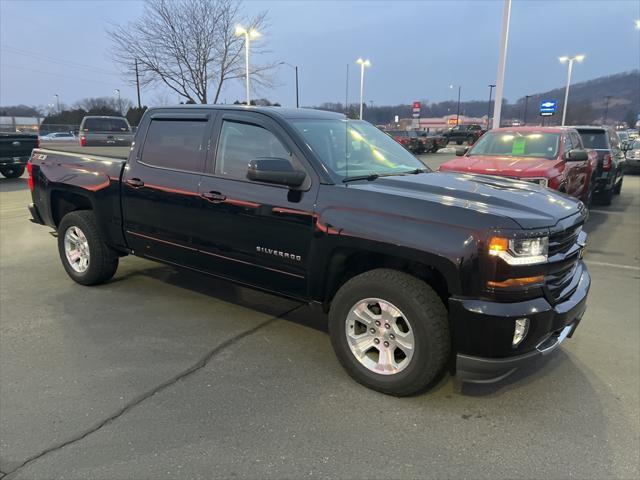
442;124;485;145
574;126;625;205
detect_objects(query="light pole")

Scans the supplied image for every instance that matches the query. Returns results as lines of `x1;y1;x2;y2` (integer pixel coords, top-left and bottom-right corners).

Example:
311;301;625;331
54;94;60;114
559;54;585;126
236;25;260;106
356;58;370;120
523;95;531;125
449;84;461;125
114;89;122;115
603;95;611;125
492;0;512;129
280;62;299;108
487;84;495;128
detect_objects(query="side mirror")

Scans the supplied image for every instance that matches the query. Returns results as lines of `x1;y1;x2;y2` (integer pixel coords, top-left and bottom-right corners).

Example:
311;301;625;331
621;140;629;151
247;157;306;188
455;146;468;156
565;148;589;161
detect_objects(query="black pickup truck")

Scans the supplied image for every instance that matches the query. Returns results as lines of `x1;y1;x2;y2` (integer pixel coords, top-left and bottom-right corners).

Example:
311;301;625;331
0;132;39;178
27;106;590;396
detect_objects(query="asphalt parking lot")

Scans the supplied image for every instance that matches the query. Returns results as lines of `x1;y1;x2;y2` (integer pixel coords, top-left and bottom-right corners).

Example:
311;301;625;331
1;150;639;479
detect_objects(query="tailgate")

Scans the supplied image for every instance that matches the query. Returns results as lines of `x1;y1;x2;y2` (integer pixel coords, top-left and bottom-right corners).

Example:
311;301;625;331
0;134;38;158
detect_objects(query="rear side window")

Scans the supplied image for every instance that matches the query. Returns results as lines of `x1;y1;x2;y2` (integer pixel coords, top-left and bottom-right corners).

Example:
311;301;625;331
214;121;290;179
140;119;207;172
577;130;608;149
82;118;130;132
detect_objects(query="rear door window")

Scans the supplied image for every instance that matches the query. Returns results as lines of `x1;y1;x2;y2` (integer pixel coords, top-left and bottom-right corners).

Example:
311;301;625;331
577;130;609;149
140;119;208;172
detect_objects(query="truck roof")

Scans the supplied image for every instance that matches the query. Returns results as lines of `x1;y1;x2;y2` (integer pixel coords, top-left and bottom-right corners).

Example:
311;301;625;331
146;104;345;120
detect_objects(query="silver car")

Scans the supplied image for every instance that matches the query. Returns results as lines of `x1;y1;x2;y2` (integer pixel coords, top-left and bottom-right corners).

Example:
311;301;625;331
625;139;640;169
78;116;133;146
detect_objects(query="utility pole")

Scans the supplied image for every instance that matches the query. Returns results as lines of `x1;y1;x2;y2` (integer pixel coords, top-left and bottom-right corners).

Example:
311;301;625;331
603;95;611;124
135;58;141;109
487;84;495;129
295;66;299;108
523;95;531;125
492;0;512;129
54;94;60;114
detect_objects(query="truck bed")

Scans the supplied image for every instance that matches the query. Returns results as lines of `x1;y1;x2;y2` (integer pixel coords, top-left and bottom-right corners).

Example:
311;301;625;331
36;142;129;159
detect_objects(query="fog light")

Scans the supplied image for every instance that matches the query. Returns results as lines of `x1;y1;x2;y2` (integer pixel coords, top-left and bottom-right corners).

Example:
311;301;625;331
512;318;529;347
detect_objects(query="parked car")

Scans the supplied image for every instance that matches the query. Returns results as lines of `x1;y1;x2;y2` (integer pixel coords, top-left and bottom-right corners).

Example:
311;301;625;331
573;126;625;205
386;130;423;154
28;106;590;396
624;139;640;171
441;124;485;145
416;131;447;153
439;127;598;206
78;116;133;146
40;132;76;142
0;132;39;178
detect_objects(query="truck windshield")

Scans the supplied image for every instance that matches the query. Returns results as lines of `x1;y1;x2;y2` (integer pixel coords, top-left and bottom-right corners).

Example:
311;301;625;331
292;119;426;179
82;118;130;133
468;131;560;159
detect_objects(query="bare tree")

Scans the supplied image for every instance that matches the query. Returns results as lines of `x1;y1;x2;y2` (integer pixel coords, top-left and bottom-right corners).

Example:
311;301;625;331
107;0;277;104
74;97;133;115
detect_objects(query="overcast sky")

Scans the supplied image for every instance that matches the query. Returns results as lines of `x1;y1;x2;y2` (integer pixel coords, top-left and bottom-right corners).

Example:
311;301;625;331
1;0;638;110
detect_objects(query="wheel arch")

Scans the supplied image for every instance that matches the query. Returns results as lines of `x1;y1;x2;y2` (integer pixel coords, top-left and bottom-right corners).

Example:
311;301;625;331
50;188;94;227
320;247;457;313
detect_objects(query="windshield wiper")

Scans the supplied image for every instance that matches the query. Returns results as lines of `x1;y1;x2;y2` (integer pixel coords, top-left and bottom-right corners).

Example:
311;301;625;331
404;167;431;174
342;173;381;183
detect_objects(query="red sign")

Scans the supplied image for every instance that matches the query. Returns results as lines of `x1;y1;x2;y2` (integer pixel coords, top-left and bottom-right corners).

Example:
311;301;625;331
447;118;458;125
412;101;421;109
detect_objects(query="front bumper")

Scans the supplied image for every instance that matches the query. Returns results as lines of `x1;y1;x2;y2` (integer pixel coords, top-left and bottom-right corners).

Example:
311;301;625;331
450;263;590;383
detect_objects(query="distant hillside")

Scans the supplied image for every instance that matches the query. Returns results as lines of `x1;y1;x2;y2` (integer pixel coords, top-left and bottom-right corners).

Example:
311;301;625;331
512;70;639;126
316;70;639;127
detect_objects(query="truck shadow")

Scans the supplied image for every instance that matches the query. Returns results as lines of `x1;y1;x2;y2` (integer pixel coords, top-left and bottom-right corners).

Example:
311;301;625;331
0;177;28;193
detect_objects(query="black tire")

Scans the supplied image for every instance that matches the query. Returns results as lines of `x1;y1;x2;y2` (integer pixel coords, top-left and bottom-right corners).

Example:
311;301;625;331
583;179;595;209
466;135;475;145
0;165;25;178
614;175;623;195
600;187;614;206
431;144;440;153
57;210;118;285
328;269;450;396
456;140;463;145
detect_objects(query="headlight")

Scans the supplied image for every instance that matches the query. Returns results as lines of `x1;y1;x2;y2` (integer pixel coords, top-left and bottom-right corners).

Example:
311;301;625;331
489;236;548;265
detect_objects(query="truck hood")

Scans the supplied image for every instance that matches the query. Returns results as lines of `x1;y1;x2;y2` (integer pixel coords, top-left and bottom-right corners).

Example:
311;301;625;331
439;155;559;177
348;171;584;229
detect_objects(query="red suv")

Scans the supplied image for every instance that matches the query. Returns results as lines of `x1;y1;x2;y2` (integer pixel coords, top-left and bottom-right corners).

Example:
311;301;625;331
439;127;598;205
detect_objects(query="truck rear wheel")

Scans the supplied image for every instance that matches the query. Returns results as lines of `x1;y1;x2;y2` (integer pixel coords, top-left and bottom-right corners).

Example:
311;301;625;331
57;211;118;285
0;165;25;178
328;269;450;396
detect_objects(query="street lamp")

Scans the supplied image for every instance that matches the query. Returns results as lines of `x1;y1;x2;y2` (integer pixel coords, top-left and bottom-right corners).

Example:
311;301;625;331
635;19;640;29
523;95;531;125
114;89;122;115
356;58;370;120
236;25;260;106
280;62;299;108
449;84;461;125
559;54;585;126
54;94;60;114
487;84;495;129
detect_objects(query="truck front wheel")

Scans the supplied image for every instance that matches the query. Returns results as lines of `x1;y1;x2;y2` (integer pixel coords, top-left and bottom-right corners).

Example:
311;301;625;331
57;211;118;285
328;269;450;396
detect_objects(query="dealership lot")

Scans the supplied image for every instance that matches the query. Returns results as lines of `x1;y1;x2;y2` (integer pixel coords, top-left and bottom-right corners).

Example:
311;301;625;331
0;151;638;479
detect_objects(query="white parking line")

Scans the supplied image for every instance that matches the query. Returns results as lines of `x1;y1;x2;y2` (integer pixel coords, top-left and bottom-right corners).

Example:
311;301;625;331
585;260;640;271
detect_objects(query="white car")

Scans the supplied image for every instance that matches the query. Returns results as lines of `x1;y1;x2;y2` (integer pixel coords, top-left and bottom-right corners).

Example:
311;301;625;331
40;132;76;142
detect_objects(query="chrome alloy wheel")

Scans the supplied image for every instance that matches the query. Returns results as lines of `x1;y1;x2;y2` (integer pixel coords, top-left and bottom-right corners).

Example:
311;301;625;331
64;226;90;273
345;298;415;375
